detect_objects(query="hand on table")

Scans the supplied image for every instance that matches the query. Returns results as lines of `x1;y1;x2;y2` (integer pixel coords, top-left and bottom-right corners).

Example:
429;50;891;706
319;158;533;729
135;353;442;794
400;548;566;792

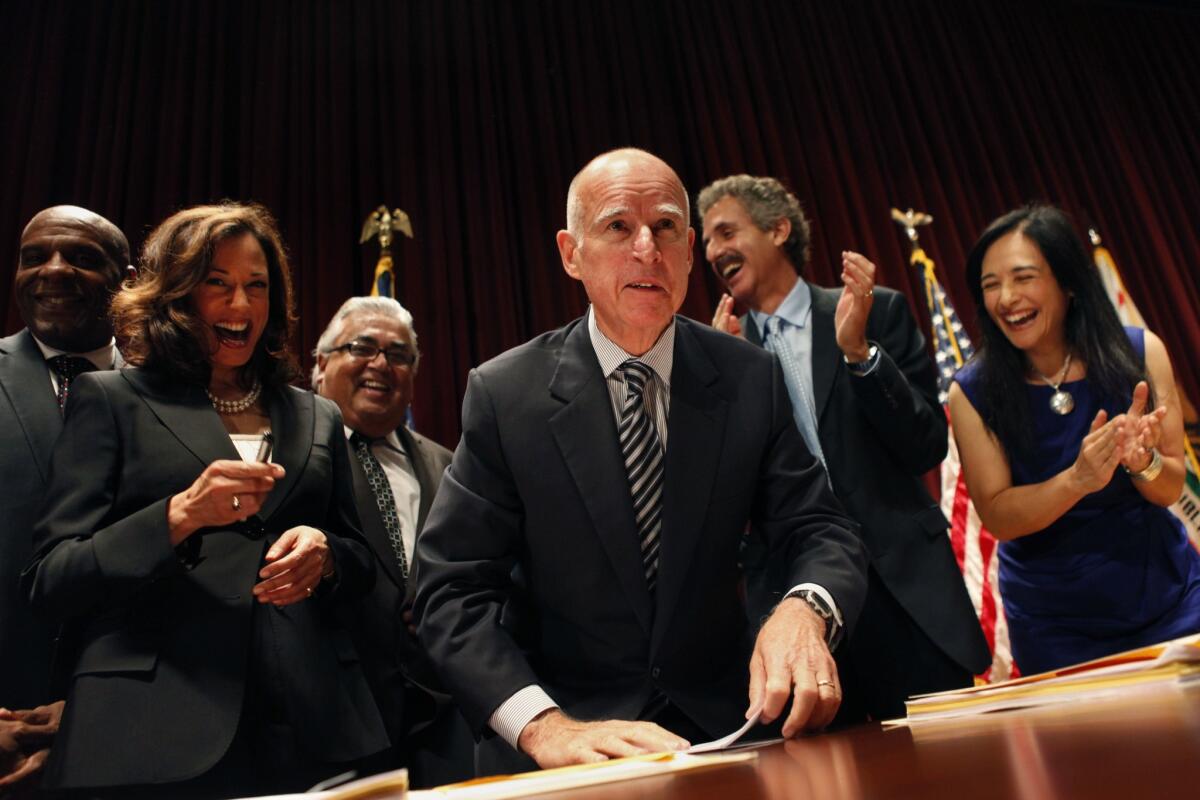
517;709;689;768
749;597;841;737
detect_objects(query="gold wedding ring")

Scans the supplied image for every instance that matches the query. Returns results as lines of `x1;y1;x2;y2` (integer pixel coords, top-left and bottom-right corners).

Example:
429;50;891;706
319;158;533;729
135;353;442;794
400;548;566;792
232;495;241;511
816;679;835;688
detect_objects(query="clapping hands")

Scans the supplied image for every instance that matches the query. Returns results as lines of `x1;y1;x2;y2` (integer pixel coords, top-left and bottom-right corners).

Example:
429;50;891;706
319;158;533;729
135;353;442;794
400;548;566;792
1070;381;1166;493
1119;381;1167;472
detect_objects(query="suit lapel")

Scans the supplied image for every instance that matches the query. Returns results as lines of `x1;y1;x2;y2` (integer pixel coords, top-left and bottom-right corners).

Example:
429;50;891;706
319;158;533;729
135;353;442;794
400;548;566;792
809;284;842;422
652;320;727;654
121;369;238;468
741;314;764;347
258;386;312;521
548;320;653;634
0;331;62;482
398;426;441;596
399;427;439;532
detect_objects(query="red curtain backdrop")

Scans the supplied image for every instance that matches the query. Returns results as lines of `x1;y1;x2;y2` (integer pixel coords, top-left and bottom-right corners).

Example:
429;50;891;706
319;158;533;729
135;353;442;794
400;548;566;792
2;0;1197;449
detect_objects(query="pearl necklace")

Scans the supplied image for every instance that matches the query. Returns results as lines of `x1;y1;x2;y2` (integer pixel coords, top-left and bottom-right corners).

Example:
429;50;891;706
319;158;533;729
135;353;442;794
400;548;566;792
206;379;262;415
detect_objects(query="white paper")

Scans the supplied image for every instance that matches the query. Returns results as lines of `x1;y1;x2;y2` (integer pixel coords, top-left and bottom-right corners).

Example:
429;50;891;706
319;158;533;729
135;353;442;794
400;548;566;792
687;708;762;753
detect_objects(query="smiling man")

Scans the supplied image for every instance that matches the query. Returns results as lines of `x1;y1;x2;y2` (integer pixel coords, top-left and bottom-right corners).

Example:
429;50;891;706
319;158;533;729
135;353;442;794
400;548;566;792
0;206;130;791
413;149;867;775
313;296;470;787
698;175;989;723
2;206;131;708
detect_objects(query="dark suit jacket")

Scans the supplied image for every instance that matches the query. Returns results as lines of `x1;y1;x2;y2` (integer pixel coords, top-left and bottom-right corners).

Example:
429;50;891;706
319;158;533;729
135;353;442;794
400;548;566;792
0;330;117;709
744;284;988;674
22;368;388;789
414;315;868;752
348;426;453;744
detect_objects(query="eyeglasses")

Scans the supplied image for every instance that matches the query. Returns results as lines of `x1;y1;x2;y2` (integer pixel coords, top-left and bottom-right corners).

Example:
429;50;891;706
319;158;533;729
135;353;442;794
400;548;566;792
327;339;416;367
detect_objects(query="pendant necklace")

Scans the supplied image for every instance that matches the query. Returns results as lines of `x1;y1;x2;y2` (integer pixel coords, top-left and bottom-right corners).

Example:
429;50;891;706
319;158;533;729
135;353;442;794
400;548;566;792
1033;353;1074;415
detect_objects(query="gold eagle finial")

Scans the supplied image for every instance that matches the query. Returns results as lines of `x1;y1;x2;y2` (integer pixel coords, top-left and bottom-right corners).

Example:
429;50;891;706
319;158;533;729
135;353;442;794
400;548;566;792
360;206;414;254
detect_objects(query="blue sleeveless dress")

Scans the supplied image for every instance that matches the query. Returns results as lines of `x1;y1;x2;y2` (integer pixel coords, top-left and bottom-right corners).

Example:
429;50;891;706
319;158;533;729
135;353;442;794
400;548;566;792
955;328;1200;674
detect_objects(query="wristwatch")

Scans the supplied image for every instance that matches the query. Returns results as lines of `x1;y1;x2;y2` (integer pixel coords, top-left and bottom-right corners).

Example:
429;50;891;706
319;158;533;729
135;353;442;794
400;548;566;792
785;588;844;650
843;344;879;376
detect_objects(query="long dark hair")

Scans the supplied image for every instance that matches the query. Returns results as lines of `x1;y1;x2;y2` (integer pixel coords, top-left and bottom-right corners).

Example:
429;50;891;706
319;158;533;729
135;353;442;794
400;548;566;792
964;205;1148;459
113;202;299;388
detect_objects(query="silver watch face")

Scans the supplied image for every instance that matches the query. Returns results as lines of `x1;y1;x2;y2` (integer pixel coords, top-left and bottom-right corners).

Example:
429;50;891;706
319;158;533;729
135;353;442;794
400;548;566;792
800;591;832;619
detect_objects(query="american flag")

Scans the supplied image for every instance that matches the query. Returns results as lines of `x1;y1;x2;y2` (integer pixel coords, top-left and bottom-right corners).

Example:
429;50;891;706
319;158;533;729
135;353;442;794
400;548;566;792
370;254;396;299
913;246;1017;682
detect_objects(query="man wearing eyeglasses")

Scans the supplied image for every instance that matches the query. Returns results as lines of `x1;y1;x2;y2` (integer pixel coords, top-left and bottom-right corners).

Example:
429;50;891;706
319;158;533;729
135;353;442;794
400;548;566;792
312;296;470;787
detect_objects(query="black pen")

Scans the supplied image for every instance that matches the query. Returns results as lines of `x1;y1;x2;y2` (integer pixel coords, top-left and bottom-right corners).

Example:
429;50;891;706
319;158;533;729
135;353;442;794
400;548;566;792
255;432;274;463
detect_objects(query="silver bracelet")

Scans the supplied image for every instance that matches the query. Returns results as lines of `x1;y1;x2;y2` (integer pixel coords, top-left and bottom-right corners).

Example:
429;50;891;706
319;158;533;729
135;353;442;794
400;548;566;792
1125;448;1164;482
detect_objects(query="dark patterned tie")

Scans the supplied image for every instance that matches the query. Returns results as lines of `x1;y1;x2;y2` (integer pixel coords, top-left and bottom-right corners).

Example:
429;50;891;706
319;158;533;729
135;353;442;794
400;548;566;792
619;359;664;590
351;434;409;582
48;355;96;414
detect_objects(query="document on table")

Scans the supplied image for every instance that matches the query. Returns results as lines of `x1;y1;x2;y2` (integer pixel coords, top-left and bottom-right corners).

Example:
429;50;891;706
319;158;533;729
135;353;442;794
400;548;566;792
687;707;762;753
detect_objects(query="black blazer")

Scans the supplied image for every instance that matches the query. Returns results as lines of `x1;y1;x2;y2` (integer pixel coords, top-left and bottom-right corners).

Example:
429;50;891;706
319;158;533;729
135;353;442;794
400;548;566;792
22;368;388;789
744;284;989;674
0;329;63;709
348;425;453;743
414;316;868;748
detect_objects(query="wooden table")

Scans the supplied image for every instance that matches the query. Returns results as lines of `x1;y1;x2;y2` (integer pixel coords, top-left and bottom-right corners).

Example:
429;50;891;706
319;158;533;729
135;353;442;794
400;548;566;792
525;684;1200;799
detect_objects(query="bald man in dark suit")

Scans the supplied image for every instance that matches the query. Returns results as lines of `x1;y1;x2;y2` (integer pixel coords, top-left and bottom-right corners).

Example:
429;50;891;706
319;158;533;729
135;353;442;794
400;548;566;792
1;206;131;791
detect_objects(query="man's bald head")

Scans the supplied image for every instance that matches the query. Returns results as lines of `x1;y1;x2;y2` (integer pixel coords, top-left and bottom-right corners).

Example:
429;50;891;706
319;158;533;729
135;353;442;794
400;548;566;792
21;206;130;266
15;205;131;352
565;148;690;240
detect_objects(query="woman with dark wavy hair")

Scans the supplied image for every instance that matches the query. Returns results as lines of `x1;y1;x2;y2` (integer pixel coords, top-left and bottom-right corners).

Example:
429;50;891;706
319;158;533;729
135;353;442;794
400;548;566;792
24;203;388;797
948;204;1200;674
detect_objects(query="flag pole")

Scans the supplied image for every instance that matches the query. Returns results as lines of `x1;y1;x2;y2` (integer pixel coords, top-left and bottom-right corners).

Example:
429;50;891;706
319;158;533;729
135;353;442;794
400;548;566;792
890;207;1016;682
360;205;415;299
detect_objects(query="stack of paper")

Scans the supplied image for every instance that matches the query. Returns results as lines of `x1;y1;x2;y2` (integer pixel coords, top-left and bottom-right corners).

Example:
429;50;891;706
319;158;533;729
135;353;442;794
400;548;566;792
269;751;761;800
893;633;1200;725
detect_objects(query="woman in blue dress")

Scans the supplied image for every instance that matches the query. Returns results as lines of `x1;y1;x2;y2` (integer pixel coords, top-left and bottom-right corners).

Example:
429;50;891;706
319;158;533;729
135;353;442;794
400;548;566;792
948;205;1200;675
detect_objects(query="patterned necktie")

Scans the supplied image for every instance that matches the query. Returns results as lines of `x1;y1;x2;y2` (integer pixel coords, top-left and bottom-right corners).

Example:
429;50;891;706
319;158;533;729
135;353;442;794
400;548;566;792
764;317;828;476
48;355;96;414
351;434;409;581
618;359;664;590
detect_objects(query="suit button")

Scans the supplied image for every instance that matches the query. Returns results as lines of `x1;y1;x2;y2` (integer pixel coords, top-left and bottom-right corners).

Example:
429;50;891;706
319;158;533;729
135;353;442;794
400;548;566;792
651;666;661;679
241;517;266;540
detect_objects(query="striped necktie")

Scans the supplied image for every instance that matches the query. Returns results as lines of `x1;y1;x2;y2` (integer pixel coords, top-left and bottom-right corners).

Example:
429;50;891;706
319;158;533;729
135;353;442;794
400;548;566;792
618;359;663;590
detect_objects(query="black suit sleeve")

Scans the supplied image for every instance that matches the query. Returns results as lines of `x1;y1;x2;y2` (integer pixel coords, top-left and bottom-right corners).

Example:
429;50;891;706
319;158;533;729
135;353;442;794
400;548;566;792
412;368;537;732
316;401;376;598
22;376;183;622
851;290;948;475
753;356;869;633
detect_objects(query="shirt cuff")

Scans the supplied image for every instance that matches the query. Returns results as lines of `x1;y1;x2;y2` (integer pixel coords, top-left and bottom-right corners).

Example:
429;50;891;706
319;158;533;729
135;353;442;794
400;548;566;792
785;583;843;627
488;685;559;750
784;582;845;648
